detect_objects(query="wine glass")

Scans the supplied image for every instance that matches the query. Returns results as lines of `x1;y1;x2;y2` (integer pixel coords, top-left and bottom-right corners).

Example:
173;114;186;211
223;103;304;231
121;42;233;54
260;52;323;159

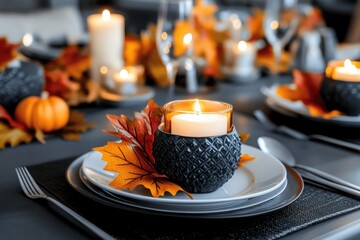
156;0;193;99
263;0;299;79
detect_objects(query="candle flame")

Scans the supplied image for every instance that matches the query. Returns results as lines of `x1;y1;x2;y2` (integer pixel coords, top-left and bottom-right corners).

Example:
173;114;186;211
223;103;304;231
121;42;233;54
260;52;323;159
23;33;33;47
102;9;111;21
161;32;167;40
270;20;279;30
232;18;241;29
194;99;201;114
119;69;129;78
183;33;192;45
237;41;247;51
344;59;357;71
100;66;108;75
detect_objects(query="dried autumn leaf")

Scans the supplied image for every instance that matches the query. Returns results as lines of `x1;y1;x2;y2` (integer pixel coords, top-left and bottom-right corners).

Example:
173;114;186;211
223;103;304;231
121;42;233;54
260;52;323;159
0;105;26;130
239;132;251;143
0;122;33;149
0;37;19;71
307;104;343;119
34;129;46;144
238;153;256;168
57;110;95;140
93;141;192;198
46;45;90;80
44;70;72;98
293;69;324;106
276;84;302;102
104;99;164;165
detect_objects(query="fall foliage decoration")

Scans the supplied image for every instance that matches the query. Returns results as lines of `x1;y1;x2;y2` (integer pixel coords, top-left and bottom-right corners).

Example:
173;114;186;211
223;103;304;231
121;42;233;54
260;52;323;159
44;45;96;106
15;91;70;132
0;103;94;149
93;99;255;198
0;37;19;71
276;69;343;118
93;99;193;198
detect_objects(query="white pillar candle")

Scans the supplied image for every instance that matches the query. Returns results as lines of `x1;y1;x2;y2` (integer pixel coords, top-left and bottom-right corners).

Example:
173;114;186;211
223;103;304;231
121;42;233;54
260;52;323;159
113;69;137;95
332;59;360;82
233;41;255;74
87;9;124;83
171;100;227;137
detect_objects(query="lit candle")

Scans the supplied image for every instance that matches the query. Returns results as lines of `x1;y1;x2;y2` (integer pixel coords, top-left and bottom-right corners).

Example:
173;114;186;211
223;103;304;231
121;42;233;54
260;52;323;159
113;69;137;94
233;41;255;71
223;40;256;76
171;99;228;137
87;9;124;82
332;59;360;82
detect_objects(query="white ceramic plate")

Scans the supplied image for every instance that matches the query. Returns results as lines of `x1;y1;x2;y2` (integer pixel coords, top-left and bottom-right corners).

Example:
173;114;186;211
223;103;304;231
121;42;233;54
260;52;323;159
66;154;303;218
263;84;360;126
80;167;287;214
81;145;287;205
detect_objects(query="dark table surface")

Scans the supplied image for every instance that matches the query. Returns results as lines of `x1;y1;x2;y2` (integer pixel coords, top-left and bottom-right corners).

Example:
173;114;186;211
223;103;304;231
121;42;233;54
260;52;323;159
1;74;360;240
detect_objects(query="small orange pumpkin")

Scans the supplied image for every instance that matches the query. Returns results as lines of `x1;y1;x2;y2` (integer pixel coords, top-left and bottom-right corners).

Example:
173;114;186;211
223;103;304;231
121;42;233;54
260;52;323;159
15;91;70;132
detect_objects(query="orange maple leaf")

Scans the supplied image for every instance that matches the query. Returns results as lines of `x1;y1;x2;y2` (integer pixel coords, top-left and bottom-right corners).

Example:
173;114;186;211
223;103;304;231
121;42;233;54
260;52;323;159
0;37;19;71
93;141;192;198
238;153;256;168
104;99;164;165
239;132;251;143
46;45;90;80
0;105;26;130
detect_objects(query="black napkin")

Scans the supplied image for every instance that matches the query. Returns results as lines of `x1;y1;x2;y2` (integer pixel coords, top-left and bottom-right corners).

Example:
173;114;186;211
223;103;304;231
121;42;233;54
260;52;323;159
28;157;360;240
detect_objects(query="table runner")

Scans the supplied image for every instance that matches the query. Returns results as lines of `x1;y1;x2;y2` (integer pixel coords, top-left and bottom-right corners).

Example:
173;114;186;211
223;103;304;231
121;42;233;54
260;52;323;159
27;157;360;240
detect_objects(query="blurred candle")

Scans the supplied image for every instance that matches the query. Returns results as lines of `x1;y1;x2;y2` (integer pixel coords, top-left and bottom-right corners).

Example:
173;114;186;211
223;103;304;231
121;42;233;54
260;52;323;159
113;69;137;94
87;9;124;83
171;99;228;137
332;59;360;82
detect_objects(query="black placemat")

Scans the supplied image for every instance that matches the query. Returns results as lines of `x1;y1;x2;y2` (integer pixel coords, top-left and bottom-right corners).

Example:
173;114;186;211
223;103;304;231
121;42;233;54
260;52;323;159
28;157;360;240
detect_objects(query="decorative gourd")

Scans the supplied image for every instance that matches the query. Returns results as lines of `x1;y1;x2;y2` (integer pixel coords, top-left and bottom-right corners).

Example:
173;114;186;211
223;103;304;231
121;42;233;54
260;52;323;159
0;61;44;113
14;92;70;132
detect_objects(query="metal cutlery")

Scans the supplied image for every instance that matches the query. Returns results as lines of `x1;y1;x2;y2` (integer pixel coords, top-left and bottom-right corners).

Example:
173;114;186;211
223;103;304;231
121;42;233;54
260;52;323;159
258;136;360;193
15;167;115;240
254;109;360;152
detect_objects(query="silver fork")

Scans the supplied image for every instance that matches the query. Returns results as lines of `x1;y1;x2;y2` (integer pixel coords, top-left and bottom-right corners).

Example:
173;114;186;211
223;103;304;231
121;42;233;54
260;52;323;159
15;167;115;240
254;109;360;152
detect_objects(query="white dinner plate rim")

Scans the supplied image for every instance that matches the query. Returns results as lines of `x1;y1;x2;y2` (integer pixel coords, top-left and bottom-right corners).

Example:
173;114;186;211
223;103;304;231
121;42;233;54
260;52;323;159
263;84;360;124
81;144;287;204
79;167;288;214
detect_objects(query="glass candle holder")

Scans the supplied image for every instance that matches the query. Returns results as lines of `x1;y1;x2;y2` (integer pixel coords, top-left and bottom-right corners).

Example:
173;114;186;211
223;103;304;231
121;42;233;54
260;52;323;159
163;99;233;137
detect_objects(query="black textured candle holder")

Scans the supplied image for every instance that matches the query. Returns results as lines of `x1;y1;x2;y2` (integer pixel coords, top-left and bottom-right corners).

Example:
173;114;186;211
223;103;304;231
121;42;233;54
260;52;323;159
321;76;360;116
153;125;242;193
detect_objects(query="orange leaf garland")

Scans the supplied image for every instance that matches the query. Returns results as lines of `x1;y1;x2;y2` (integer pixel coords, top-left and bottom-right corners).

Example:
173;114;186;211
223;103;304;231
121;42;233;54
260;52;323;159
93;141;192;198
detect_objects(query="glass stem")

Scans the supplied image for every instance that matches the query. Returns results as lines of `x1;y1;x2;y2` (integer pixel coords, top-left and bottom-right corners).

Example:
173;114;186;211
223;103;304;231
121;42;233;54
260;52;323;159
166;63;178;100
273;42;282;82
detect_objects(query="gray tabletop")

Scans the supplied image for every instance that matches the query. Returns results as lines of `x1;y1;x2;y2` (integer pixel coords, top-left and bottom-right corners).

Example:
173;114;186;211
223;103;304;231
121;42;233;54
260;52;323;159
1;75;360;240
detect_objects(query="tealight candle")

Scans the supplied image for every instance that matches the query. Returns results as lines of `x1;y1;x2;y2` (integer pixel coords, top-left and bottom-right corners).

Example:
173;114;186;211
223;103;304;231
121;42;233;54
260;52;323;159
87;9;124;82
164;99;232;137
223;40;255;74
331;59;360;82
113;68;137;95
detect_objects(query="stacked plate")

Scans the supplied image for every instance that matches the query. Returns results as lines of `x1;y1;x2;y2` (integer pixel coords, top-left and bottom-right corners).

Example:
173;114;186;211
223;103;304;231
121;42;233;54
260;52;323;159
66;145;304;219
262;84;360;127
